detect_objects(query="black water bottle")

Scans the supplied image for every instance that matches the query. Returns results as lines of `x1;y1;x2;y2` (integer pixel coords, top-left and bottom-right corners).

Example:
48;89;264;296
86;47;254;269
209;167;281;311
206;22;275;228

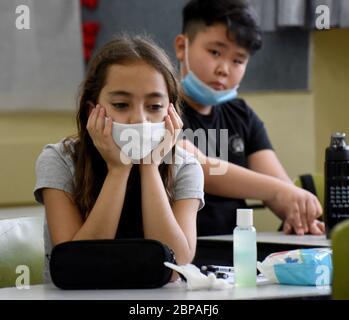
324;132;349;238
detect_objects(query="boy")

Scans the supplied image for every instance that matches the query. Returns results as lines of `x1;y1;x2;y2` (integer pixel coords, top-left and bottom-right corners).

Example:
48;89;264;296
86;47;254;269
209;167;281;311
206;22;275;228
174;0;324;236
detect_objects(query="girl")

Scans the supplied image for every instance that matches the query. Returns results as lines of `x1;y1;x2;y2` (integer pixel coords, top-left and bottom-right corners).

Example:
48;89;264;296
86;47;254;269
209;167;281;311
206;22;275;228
34;35;204;283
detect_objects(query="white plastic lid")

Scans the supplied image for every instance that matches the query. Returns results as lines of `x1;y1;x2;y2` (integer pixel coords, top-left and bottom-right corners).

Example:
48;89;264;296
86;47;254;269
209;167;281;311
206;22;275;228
236;209;253;227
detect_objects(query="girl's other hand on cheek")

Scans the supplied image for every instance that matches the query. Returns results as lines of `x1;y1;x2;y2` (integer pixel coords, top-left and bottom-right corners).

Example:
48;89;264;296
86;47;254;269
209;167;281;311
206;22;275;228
86;104;132;172
163;103;183;149
144;103;183;167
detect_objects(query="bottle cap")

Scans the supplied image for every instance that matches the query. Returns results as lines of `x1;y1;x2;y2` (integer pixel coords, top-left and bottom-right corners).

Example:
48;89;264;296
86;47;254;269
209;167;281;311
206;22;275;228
236;209;253;227
330;132;347;149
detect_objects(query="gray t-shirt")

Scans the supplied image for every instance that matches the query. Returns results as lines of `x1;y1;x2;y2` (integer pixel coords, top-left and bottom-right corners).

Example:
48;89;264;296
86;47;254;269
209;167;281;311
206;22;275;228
34;140;204;282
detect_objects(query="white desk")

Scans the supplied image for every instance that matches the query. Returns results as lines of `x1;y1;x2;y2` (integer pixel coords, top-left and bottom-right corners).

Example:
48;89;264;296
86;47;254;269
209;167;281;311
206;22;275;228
199;232;330;247
0;282;331;300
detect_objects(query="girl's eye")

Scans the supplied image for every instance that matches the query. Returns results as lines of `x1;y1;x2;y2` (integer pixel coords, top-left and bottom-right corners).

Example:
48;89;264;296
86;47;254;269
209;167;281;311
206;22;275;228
148;104;163;112
111;103;128;109
209;49;220;57
233;59;243;65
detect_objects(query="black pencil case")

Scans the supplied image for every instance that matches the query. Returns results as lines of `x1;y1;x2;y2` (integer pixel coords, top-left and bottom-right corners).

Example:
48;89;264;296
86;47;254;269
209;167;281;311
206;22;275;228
49;239;175;290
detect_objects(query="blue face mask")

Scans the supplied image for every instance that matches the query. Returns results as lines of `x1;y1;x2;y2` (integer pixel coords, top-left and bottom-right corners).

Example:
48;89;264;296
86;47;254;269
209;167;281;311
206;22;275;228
181;71;239;106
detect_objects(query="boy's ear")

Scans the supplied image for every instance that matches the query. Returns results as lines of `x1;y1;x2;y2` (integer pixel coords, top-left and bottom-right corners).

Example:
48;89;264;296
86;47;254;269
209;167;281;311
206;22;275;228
174;34;186;61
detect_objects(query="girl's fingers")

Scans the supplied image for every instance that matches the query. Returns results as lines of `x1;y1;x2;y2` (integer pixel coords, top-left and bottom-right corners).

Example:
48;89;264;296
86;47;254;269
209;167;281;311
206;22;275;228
95;105;105;133
165;114;174;136
86;106;97;131
169;104;182;129
172;104;184;128
168;105;179;129
103;116;113;138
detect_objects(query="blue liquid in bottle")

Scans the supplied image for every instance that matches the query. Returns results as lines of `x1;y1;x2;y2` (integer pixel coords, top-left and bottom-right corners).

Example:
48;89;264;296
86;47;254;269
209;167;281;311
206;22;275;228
233;209;257;287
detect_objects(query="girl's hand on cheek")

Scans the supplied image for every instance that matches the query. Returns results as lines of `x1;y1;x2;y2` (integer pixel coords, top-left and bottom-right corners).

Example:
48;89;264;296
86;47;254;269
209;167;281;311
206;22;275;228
86;104;132;172
143;103;183;166
165;103;183;148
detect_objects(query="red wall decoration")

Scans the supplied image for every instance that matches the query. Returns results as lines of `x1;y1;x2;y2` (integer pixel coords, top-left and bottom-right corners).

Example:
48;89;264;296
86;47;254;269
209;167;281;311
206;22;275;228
81;0;100;62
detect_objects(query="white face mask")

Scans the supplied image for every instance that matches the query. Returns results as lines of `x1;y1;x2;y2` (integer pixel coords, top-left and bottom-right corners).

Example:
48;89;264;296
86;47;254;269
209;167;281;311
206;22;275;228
110;120;166;161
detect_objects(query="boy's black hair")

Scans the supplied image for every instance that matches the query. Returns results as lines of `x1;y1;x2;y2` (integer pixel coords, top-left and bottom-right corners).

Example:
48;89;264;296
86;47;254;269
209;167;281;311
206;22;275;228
182;0;262;54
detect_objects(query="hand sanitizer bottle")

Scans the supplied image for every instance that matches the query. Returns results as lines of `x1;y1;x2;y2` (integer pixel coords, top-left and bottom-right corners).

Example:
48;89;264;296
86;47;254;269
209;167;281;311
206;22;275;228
233;208;257;287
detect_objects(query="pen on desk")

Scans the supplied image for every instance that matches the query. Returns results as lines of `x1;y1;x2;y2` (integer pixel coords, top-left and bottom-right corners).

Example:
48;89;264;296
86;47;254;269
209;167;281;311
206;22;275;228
201;265;234;273
214;272;229;279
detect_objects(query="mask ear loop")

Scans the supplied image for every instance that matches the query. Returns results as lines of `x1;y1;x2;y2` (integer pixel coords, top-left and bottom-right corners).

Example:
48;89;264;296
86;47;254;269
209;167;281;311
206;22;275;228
180;37;191;79
184;37;190;70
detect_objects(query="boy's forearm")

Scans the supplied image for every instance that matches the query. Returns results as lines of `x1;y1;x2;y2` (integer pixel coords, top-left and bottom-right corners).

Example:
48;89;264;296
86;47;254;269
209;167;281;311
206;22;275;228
202;158;286;202
178;140;285;202
247;149;293;184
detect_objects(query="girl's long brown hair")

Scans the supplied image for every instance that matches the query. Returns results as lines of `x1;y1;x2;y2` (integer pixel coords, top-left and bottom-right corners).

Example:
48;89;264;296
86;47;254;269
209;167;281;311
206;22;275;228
64;34;181;218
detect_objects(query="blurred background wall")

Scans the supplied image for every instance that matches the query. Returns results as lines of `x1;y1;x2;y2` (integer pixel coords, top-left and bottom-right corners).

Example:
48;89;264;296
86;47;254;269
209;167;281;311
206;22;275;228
0;0;82;206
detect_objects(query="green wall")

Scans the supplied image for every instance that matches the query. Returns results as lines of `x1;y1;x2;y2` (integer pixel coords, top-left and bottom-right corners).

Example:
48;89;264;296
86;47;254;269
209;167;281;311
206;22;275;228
242;92;315;231
0;113;75;206
313;29;349;172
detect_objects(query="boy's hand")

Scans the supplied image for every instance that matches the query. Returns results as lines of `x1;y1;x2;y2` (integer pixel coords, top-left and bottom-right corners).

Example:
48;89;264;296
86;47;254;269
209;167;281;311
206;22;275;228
86;104;132;172
283;219;325;235
265;184;324;235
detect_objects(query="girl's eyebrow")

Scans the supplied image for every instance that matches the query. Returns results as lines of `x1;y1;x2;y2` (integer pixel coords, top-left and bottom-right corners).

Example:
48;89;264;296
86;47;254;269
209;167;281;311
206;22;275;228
145;92;167;99
108;91;167;99
108;90;132;97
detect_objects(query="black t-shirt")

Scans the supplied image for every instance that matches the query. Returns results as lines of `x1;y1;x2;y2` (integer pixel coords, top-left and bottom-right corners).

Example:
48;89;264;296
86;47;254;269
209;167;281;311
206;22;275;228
181;99;273;235
115;165;144;239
